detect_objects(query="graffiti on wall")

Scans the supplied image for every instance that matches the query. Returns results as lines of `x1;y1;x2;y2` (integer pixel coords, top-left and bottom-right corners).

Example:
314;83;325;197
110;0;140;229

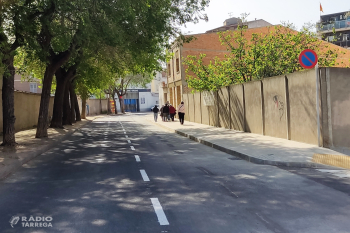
273;95;285;121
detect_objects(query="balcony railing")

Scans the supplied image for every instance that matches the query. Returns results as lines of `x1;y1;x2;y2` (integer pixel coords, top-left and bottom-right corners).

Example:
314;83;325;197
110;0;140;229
332;40;350;48
317;19;350;32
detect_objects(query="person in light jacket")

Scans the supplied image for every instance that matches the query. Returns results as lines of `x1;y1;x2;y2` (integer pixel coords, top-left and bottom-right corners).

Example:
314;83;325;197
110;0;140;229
177;101;185;125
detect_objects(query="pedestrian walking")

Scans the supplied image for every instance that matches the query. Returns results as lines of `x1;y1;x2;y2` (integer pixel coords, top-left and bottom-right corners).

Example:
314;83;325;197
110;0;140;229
169;104;176;121
162;104;170;122
177;101;185;125
152;105;159;122
160;105;164;121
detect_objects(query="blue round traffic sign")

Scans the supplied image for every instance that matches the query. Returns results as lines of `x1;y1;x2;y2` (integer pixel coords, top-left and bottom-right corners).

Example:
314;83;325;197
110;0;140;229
299;49;318;69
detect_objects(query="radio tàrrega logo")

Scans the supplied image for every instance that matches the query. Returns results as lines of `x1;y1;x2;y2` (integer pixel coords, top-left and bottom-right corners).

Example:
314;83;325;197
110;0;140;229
9;215;53;228
9;216;20;228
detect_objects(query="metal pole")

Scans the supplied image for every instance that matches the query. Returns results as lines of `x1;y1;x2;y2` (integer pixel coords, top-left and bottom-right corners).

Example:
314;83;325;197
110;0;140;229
316;63;321;147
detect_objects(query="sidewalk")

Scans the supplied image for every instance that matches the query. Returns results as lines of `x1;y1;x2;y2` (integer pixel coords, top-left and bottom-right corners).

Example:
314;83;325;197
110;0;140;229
0;115;105;180
142;113;350;169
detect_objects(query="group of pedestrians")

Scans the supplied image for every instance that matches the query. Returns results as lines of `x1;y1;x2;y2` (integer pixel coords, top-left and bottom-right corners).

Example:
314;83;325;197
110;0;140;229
152;101;185;125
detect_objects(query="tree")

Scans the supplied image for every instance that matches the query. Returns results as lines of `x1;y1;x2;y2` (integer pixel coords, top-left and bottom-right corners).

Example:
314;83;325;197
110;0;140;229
184;24;345;92
31;0;209;137
1;0;44;146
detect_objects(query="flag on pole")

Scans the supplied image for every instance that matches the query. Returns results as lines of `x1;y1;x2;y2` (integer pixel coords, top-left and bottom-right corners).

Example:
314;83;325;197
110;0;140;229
320;3;323;13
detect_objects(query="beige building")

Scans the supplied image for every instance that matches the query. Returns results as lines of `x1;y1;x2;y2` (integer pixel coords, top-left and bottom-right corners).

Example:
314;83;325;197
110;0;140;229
14;74;42;94
151;71;167;94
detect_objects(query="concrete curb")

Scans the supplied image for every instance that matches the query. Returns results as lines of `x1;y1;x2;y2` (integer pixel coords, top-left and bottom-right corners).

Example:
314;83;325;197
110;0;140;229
0;118;97;180
147;118;333;169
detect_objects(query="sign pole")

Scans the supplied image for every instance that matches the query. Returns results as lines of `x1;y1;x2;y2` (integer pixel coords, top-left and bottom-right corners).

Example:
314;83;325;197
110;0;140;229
315;63;321;147
299;49;320;146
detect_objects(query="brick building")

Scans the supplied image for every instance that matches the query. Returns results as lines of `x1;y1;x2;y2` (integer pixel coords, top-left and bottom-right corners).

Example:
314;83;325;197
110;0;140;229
166;18;273;108
166;19;350;108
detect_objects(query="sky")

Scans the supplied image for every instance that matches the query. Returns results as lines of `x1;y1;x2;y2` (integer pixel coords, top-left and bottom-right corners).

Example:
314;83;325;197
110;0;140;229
180;0;350;34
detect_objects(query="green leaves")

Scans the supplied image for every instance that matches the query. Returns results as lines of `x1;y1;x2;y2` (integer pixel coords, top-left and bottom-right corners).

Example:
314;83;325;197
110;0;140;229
184;24;342;92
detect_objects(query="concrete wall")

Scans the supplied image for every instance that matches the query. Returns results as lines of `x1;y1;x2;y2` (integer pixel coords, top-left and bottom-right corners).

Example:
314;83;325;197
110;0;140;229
182;94;189;121
218;87;230;128
328;68;350;150
287;70;318;145
188;93;195;123
182;68;350;149
208;92;219;127
194;92;201;123
263;76;288;139
229;84;245;131
201;92;210;126
243;81;263;134
0;90;54;133
86;99;108;115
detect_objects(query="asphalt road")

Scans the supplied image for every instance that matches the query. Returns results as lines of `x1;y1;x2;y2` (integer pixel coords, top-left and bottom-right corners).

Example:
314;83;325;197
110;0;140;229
0;114;350;233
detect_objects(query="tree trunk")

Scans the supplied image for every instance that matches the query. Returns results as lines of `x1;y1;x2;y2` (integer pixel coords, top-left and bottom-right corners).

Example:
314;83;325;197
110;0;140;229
74;92;81;121
81;97;87;119
69;82;76;123
118;96;125;114
62;81;72;125
1;55;16;147
50;68;68;128
36;65;56;138
107;96;111;114
112;96;118;114
36;49;72;138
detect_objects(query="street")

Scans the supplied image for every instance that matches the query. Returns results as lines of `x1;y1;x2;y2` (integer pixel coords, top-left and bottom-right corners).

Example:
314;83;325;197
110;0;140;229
1;114;350;233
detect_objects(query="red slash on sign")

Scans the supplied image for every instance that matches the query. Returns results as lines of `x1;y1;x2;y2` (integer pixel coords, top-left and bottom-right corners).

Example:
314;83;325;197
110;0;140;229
299;49;318;69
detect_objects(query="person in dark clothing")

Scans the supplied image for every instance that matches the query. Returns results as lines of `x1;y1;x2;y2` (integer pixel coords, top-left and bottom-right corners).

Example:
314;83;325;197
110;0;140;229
152;105;159;122
162;104;170;122
177;101;185;125
169;105;176;121
160;105;164;121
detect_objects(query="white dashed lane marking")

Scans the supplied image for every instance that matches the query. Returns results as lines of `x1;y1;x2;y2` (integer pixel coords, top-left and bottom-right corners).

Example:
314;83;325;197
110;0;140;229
130;146;135;150
135;155;141;162
127;140;131;143
125;135;128;138
150;198;170;225
140;170;150;181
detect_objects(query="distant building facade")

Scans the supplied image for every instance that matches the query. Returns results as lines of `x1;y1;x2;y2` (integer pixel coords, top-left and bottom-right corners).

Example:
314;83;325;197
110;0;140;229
166;17;273;108
317;11;350;49
206;17;272;33
115;71;166;112
14;74;42;93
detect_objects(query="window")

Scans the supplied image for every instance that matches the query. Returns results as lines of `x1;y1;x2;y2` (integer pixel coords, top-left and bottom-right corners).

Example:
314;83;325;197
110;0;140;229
30;83;37;93
340;15;343;20
344;34;350;41
167;64;171;76
176;58;179;72
156;100;159;104
327;36;334;42
141;97;145;104
175;51;180;73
